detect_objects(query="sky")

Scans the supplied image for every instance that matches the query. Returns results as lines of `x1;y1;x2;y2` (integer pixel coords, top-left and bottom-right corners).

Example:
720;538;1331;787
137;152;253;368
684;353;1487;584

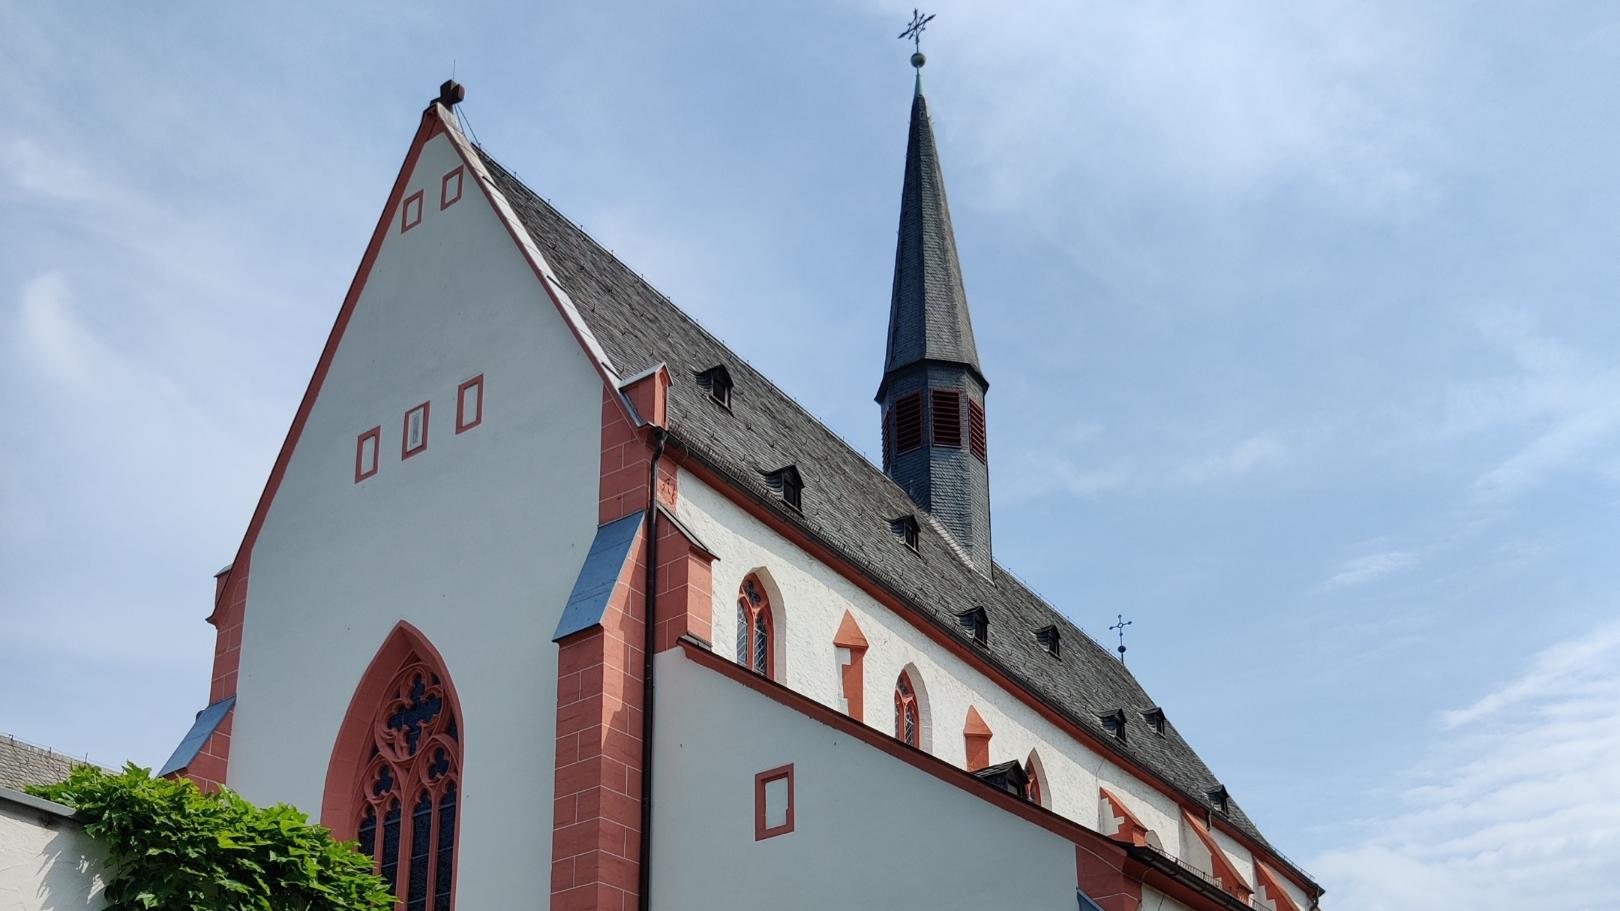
2;2;1618;907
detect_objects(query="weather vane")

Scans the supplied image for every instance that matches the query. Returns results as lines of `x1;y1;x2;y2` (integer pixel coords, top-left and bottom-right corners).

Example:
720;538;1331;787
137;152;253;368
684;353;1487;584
1109;614;1134;663
898;9;935;69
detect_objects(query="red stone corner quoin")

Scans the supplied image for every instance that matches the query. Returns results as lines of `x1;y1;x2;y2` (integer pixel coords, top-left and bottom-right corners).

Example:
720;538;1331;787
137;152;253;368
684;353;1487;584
552;366;711;911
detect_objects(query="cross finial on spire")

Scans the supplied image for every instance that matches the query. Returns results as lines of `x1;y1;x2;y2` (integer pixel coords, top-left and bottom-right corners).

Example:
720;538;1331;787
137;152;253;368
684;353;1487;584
899;9;935;70
437;79;465;109
1109;614;1134;663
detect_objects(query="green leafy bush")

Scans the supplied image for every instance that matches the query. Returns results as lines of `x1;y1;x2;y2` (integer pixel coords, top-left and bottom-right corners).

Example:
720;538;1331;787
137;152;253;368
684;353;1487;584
30;764;394;911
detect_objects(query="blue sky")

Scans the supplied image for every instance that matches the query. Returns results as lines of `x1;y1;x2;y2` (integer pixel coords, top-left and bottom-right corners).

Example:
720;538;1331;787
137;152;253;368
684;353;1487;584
3;2;1618;907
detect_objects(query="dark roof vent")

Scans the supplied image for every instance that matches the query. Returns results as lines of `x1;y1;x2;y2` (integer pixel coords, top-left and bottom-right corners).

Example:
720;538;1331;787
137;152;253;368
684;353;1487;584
1099;709;1128;743
764;465;803;513
956;606;988;647
1034;624;1061;658
696;365;733;409
1206;785;1230;814
1142;707;1166;736
971;759;1028;799
890;515;921;551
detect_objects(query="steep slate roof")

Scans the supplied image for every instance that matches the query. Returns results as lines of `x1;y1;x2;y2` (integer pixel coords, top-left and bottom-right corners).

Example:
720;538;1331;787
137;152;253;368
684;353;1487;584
0;734;93;791
477;144;1310;886
882;88;983;393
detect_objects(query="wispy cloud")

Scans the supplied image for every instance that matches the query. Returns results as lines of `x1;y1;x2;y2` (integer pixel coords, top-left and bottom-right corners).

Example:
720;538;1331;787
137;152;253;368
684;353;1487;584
1317;549;1420;591
1310;620;1620;910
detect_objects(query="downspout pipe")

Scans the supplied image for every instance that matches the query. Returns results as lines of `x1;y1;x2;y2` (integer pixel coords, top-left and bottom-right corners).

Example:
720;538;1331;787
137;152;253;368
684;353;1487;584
637;427;667;911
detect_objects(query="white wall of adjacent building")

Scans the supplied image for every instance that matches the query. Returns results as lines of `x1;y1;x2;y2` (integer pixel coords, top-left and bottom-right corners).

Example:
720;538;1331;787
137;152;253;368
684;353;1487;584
225;131;603;909
0;790;106;911
649;649;1078;911
675;469;1268;882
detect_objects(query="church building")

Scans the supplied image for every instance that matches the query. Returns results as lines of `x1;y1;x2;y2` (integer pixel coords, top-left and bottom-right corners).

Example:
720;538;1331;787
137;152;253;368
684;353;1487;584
161;60;1324;911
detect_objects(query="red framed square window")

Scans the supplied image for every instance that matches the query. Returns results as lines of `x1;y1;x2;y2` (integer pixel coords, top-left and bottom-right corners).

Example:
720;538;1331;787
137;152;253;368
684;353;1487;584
440;166;464;210
401;190;424;233
754;764;794;841
402;402;430;459
354;426;381;482
456;374;484;433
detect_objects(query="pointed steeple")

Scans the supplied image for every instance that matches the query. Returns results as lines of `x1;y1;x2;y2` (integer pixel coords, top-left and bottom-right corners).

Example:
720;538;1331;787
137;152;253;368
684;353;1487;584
878;87;985;399
877;58;994;577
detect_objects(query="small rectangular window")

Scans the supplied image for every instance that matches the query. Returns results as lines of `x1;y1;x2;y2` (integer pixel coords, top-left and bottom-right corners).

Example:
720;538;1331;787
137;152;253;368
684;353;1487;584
968;399;987;462
456;375;484;433
401;190;424;233
754;765;795;840
932;390;962;447
403;402;430;459
894;393;924;454
355;426;381;482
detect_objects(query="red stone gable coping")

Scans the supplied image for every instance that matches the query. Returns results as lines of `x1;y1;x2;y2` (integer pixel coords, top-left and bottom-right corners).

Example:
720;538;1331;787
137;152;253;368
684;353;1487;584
1181;809;1254;903
667;447;1315;898
1099;787;1153;848
674;637;1255;911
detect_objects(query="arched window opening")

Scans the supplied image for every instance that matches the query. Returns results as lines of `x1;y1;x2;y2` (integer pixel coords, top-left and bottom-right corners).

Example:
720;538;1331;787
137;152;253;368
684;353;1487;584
895;671;921;748
325;624;461;911
735;574;774;679
1025;750;1048;808
358;664;459;909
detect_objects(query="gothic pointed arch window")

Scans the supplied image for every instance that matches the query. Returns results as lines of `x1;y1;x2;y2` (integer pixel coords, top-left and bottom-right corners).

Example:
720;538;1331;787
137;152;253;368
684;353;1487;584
895;671;921;748
323;623;462;911
735;574;774;679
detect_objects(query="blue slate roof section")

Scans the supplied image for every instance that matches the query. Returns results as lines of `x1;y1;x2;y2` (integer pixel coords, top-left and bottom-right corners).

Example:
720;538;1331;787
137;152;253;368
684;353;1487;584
158;696;235;777
553;513;645;642
1076;890;1107;911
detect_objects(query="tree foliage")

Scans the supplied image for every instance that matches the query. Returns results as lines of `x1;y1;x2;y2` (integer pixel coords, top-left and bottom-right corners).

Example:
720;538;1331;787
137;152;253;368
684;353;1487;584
30;764;394;911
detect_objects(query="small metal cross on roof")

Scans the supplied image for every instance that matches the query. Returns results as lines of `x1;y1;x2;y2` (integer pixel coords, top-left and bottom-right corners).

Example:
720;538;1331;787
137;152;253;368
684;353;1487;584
1109;613;1134;663
899;9;936;54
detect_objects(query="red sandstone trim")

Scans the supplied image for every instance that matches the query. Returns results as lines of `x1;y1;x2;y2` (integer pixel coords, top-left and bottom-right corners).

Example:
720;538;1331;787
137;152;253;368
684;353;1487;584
320;621;465;841
355;426;381;482
1253;859;1303;911
1099;787;1153;847
401;190;424;232
402;401;430;460
1181;810;1253;902
833;611;867;722
209;111;447;625
670;450;1312;895
753;764;795;840
963;705;992;771
440;166;464;210
455;375;484;434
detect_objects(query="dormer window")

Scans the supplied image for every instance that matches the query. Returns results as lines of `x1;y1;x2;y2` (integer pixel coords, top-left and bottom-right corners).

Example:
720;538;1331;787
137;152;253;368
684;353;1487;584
696;365;733;409
1034;624;1061;658
765;465;803;512
1142;707;1166;736
956;607;988;647
971;760;1028;800
1099;709;1127;743
1206;785;1230;814
890;515;920;551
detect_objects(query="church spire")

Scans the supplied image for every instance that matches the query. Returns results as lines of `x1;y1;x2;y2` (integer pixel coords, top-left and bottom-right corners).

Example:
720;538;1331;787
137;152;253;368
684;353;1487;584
878;28;993;576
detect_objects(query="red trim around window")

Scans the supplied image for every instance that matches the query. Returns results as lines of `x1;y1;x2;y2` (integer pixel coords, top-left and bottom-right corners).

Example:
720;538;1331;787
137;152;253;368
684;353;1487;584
355;426;381;482
754;764;795;840
401;190;424;232
736;574;775;680
440;166;464;210
894;671;920;747
455;375;484;433
402;402;430;460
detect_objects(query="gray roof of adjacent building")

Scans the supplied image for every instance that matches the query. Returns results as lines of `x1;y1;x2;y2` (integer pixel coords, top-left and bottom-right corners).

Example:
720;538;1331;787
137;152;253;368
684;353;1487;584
473;127;1317;892
0;734;95;792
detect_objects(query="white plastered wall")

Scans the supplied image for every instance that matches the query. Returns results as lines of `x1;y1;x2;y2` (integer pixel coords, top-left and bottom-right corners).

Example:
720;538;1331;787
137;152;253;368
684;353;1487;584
676;473;1193;859
227;131;602;909
0;792;106;910
650;650;1077;911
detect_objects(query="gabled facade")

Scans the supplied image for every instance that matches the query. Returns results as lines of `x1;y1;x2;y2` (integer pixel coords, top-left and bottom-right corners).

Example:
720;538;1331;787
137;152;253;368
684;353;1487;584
164;75;1323;911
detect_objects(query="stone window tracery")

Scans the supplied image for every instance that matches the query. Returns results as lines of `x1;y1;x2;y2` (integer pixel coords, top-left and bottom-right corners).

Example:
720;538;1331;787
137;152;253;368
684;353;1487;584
735;574;774;679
